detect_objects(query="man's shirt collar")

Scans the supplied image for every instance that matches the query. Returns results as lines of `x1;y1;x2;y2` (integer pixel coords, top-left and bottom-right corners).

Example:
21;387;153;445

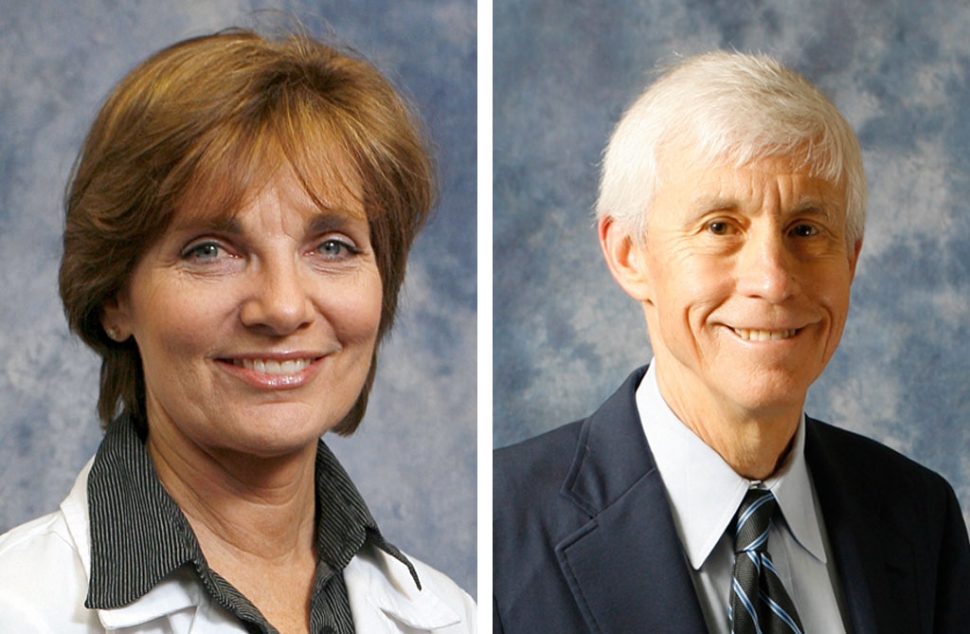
635;361;827;570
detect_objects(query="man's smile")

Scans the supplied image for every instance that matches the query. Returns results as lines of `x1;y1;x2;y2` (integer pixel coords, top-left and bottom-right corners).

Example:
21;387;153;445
730;327;799;341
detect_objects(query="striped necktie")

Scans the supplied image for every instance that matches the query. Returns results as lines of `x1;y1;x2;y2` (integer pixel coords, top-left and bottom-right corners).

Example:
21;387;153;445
730;488;804;634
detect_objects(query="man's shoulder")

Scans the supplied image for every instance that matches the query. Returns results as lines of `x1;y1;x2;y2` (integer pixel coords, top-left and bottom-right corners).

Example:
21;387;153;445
808;417;954;489
494;419;585;484
807;417;965;530
493;419;589;531
808;417;970;630
494;366;648;494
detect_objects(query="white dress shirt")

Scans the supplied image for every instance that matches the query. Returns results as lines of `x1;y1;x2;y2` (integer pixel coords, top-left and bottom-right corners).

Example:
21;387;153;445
636;362;849;633
0;459;477;633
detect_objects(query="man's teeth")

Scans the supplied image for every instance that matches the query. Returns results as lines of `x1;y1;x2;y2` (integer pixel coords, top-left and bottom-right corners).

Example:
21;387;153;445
734;328;797;341
233;359;312;374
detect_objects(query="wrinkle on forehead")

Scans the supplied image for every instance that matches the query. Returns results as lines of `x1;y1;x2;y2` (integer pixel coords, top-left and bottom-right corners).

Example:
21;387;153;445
661;140;846;221
658;129;847;197
687;168;841;217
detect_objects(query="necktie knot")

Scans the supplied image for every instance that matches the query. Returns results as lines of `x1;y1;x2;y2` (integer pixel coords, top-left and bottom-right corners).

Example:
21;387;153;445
734;488;776;555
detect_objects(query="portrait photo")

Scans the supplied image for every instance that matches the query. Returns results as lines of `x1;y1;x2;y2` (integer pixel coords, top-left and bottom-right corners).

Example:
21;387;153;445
0;1;476;629
494;0;969;529
493;1;970;631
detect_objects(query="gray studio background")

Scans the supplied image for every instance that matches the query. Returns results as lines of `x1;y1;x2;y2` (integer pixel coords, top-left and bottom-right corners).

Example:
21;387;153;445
494;0;970;528
0;1;476;595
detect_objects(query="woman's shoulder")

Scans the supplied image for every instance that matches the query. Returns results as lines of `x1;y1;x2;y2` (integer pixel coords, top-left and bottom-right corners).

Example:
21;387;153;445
408;553;477;631
0;462;101;632
0;508;100;631
345;543;477;633
0;506;71;550
0;457;93;565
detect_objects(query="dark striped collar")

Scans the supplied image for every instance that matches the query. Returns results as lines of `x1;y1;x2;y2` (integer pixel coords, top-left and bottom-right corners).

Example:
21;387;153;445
84;415;418;629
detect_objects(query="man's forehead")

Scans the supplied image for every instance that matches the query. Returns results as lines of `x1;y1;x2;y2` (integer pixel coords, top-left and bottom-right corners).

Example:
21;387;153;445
667;141;843;188
654;148;847;223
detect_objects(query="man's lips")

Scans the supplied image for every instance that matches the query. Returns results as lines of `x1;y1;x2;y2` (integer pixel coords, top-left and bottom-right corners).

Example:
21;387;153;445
731;327;799;341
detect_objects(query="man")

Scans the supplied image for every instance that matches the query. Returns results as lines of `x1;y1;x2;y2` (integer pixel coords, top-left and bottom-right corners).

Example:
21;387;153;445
493;51;970;633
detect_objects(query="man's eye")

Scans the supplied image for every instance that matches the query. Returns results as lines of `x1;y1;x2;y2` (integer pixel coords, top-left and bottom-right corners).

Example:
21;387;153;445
790;224;818;237
707;221;731;235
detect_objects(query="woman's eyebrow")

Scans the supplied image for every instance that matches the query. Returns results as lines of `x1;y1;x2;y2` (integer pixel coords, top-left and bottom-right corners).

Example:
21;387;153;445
306;209;364;233
168;213;242;235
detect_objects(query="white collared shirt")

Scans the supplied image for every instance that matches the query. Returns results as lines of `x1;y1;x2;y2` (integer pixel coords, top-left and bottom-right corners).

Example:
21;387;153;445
636;362;848;633
0;459;477;633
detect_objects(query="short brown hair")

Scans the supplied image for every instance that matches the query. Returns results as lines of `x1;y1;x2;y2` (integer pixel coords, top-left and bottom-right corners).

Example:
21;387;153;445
59;28;435;435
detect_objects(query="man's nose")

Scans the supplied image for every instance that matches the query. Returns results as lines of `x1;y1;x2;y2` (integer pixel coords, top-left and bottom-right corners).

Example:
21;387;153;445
735;230;797;303
239;256;313;335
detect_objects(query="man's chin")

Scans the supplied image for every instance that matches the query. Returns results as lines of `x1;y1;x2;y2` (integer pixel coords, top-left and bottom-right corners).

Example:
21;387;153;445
723;385;809;419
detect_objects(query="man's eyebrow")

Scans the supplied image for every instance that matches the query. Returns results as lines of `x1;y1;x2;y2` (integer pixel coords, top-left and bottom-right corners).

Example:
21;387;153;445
791;200;837;221
679;195;740;224
689;195;739;211
683;196;839;217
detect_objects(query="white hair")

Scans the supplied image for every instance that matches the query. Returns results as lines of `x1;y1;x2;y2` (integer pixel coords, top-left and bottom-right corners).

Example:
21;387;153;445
596;51;866;246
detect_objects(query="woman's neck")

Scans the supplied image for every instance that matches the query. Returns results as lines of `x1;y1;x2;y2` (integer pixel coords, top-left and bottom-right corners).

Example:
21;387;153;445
146;426;319;562
146;426;320;633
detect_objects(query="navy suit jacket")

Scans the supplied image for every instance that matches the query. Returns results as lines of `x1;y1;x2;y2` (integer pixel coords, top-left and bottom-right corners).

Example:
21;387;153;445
493;366;970;633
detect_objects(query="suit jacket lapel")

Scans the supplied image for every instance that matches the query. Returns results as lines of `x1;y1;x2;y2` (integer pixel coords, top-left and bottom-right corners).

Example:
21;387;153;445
554;367;707;632
805;419;918;634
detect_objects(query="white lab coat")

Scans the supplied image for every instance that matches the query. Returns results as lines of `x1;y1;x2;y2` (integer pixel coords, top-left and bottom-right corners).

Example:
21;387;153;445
0;460;476;633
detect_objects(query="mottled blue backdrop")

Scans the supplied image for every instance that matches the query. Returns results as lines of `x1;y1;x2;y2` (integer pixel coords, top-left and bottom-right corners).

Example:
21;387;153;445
493;0;970;529
0;1;476;595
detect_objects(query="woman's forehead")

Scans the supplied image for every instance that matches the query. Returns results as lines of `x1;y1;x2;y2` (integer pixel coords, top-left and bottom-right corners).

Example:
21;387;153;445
176;149;366;228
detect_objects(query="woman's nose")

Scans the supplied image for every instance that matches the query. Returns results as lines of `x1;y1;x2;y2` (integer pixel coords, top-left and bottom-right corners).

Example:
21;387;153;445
239;256;313;335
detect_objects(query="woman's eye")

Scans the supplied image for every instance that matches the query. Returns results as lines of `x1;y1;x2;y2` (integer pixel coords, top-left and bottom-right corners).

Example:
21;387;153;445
182;242;223;261
317;238;359;259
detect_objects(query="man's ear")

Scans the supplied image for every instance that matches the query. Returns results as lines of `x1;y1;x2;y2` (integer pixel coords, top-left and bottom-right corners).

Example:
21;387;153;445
598;215;653;302
848;237;863;281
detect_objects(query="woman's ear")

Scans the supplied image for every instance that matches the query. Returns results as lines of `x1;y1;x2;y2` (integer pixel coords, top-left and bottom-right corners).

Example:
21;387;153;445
100;295;131;342
598;215;654;303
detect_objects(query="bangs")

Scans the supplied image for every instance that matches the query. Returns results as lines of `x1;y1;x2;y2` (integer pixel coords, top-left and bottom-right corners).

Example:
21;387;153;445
172;97;365;228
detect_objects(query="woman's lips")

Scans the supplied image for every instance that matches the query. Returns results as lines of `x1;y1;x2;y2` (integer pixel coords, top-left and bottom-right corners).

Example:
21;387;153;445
217;354;327;389
231;358;313;375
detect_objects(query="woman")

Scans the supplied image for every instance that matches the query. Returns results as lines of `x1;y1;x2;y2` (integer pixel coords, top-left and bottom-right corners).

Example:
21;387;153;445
0;28;475;633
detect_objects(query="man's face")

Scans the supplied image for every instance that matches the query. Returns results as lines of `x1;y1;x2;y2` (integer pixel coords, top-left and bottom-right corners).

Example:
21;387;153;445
636;145;861;421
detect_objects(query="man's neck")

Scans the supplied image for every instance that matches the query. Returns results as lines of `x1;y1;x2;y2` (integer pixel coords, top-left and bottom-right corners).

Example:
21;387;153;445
654;363;803;480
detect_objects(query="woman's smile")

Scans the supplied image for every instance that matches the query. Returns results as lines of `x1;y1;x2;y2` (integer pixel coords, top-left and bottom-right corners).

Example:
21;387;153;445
104;167;383;456
218;352;331;389
231;357;315;375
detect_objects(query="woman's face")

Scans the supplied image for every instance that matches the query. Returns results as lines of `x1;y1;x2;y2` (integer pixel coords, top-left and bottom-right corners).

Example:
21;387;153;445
104;168;382;458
